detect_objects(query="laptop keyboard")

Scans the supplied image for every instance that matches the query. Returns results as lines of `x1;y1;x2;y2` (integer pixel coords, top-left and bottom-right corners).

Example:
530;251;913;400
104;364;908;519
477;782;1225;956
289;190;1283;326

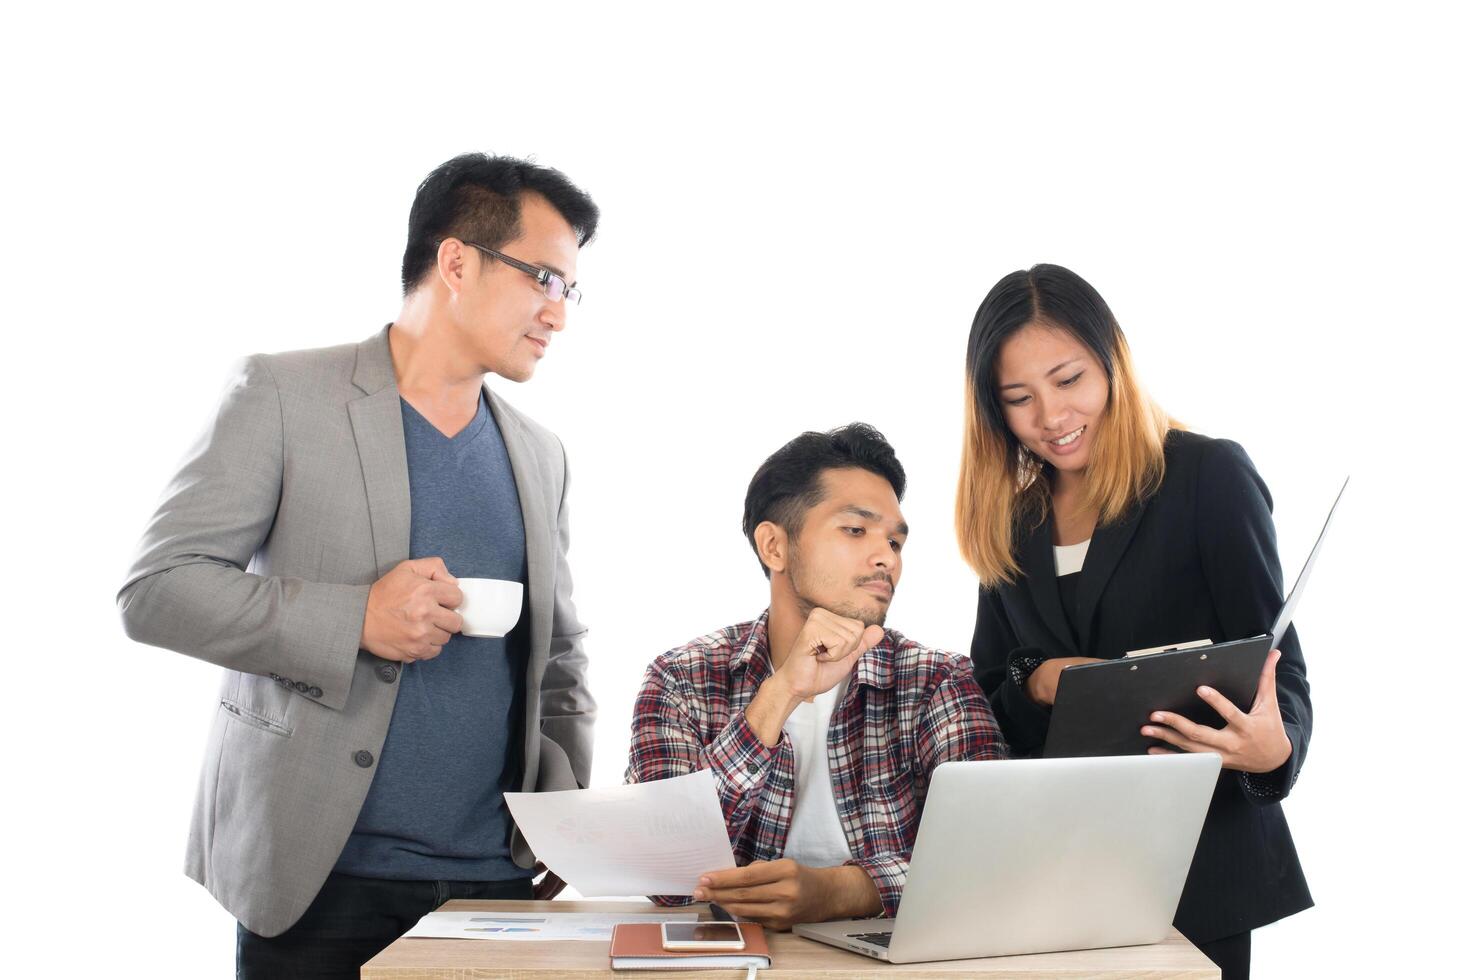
846;931;893;948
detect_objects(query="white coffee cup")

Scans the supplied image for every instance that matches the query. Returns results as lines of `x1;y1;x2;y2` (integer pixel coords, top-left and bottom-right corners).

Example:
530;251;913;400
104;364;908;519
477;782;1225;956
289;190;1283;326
455;578;524;638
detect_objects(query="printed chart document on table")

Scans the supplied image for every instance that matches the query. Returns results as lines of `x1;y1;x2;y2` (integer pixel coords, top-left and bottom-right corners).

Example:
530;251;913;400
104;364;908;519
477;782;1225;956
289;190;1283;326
403;910;698;942
504;769;737;896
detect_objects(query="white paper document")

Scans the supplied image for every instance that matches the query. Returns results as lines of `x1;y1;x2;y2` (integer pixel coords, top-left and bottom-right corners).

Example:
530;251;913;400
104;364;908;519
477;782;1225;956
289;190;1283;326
1125;637;1213;657
503;769;737;896
403;909;697;942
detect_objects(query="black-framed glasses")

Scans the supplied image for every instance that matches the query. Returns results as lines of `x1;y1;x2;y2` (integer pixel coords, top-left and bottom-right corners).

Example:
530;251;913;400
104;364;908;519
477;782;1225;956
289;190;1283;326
460;240;581;305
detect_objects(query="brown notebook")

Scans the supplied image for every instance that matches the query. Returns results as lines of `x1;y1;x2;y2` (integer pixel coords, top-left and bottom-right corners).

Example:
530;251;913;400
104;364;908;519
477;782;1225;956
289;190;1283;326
609;922;771;970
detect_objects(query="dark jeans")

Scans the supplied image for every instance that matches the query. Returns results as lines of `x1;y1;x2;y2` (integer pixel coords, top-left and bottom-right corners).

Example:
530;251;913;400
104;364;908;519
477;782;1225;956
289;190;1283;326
236;871;533;979
1193;929;1251;980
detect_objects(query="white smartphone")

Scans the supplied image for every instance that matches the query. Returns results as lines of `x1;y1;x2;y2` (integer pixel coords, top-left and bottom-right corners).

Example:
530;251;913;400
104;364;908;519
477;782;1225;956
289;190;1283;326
660;921;746;950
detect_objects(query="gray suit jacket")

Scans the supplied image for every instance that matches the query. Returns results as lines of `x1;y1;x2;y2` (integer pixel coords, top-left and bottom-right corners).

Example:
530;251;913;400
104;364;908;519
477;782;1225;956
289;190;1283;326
118;327;595;937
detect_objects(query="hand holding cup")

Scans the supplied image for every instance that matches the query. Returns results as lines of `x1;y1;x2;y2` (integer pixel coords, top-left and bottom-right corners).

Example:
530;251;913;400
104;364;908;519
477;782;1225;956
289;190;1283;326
360;557;463;663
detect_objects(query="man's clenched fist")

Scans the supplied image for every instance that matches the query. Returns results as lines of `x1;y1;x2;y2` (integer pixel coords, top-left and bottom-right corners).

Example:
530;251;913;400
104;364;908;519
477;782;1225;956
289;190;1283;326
778;607;885;702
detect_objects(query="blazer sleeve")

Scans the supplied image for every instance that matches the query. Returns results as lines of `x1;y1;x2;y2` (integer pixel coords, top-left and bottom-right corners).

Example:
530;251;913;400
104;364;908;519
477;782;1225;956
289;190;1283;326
1196;439;1313;803
116;356;366;710
971;586;1054;756
536;440;597;791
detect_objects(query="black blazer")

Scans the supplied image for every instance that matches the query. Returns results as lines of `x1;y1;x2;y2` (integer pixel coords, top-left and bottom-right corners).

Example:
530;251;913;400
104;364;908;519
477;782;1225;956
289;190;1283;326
971;430;1313;943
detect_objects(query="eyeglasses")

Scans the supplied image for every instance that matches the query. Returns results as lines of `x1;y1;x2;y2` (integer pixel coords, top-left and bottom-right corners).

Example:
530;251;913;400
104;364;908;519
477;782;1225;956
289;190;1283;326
460;240;582;305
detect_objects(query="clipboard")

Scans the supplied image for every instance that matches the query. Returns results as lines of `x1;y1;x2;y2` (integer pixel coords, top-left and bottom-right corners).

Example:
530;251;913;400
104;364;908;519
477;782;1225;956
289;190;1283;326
1042;476;1347;759
1043;636;1271;757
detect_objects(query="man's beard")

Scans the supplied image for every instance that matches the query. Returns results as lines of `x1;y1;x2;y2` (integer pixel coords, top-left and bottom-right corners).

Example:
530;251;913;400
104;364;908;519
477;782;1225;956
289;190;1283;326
787;545;889;628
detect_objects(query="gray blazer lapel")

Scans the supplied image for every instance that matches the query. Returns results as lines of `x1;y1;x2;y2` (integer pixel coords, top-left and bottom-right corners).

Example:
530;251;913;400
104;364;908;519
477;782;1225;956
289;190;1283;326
485;387;553;686
348;329;411;577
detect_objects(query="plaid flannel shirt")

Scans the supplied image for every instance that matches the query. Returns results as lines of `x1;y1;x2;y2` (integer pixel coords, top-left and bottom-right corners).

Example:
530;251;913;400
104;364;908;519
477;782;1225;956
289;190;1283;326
625;611;1006;916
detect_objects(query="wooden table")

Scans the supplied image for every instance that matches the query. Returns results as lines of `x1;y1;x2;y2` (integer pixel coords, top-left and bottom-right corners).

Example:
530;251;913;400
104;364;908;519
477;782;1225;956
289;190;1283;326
362;900;1220;979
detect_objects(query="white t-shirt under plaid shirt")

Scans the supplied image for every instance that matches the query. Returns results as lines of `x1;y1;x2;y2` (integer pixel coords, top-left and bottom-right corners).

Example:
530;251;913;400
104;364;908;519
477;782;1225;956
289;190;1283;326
781;676;855;867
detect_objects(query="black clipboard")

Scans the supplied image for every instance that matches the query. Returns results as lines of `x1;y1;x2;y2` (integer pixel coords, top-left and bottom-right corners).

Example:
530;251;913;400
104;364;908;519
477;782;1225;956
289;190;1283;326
1041;476;1347;759
1043;636;1271;758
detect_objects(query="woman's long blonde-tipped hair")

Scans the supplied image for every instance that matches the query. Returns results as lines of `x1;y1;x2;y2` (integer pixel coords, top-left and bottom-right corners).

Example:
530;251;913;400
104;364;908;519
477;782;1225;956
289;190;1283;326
956;322;1176;587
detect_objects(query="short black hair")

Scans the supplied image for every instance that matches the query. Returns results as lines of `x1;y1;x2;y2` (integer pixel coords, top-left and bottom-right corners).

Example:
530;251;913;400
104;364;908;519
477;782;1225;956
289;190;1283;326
742;423;907;578
400;153;599;294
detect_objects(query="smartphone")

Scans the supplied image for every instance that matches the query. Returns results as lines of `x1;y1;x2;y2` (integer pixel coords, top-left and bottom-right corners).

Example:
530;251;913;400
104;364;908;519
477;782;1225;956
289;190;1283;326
660;921;746;950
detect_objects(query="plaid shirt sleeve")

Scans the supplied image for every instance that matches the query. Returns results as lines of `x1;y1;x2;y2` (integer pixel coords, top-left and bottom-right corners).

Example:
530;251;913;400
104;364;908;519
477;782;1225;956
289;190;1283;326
625;655;789;906
844;653;1007;916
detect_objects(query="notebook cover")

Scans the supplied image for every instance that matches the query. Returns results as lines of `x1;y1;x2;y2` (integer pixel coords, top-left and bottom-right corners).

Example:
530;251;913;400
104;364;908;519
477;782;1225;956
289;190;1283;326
609;922;771;966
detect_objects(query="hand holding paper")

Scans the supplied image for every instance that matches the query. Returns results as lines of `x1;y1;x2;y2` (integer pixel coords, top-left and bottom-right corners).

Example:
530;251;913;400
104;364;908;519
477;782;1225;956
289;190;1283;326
504;769;736;896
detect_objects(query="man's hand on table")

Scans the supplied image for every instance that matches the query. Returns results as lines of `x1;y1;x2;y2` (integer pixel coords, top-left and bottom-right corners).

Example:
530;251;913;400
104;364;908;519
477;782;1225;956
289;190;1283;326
692;859;882;931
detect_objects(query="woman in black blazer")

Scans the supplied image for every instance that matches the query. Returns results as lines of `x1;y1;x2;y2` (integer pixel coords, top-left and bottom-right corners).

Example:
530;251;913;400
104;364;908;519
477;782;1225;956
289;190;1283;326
957;265;1312;980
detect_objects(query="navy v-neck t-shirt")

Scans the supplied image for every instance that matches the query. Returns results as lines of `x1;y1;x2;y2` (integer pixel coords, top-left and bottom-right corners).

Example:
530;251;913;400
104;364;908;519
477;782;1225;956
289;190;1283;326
335;392;532;881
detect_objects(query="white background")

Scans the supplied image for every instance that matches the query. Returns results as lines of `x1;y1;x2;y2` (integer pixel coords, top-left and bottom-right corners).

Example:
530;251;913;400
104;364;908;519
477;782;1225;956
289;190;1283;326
4;2;1464;975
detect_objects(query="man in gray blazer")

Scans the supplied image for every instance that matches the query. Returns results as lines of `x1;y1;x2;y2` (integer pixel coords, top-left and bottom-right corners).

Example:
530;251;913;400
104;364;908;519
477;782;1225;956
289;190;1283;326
118;154;598;978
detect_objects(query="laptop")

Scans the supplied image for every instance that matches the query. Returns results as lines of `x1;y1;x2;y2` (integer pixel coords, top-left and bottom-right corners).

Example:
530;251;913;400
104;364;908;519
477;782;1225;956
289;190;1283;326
1043;475;1348;759
793;753;1219;963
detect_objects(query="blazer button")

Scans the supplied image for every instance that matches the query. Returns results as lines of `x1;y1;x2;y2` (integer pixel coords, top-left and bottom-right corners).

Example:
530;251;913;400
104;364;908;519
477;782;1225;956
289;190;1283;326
377;663;399;683
294;681;309;693
308;686;323;698
268;672;280;681
353;750;374;768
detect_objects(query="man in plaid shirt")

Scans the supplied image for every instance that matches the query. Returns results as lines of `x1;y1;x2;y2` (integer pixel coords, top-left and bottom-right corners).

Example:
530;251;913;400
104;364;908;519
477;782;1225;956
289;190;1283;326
626;424;1006;929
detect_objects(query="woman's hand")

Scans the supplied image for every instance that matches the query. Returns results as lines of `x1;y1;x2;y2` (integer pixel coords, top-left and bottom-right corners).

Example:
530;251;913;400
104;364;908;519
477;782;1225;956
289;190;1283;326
1025;657;1105;706
1142;650;1293;773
